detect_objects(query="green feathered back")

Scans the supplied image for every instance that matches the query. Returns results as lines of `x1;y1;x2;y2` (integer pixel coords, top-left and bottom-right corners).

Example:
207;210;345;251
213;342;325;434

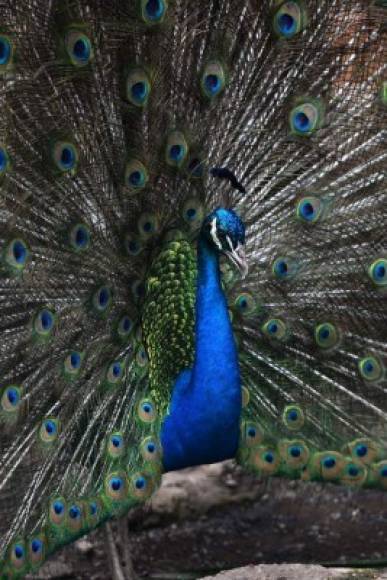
142;235;197;410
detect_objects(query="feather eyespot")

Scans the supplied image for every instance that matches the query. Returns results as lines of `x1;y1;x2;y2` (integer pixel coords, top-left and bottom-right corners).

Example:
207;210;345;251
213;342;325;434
262;318;288;341
358;355;384;382
273;1;307;39
10;541;26;569
126;69;151;107
92;285;113;315
49;497;66;526
346;438;379;466
241;421;264;447
140;436;162;462
105;361;125;387
69;224;91;252
115;314;134;342
249;446;280;474
165;131;188;168
279;439;310;468
340;460;367;487
234;292;258;317
282;404;305;430
33;308;56;339
289;98;324;136
141;0;168;24
272;256;299;280
0;145;10;175
182;199;204;228
296;196;323;223
52;141;79;173
368;258;387;287
105;472;128;501
1;385;22;414
28;535;46;566
128;472;154;500
107;432;125;459
3;238;30;275
65;30;93;67
138;212;158;239
67;503;83;532
138;398;157;423
201;61;226;100
314;322;340;350
63;351;83;380
0;35;13;68
125;159;149;190
39;418;60;445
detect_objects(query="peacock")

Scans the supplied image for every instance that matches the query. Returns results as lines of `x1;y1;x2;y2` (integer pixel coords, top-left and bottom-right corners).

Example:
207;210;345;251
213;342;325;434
0;0;386;577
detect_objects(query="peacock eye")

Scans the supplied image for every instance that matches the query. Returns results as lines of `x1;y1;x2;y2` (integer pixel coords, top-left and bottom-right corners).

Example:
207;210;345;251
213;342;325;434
28;535;46;566
201;61;226;100
63;351;83;379
0;145;10;175
128;471;154;500
92;285;113;315
182;199;204;228
138;398;157;423
358;355;384;382
107;432;125;459
106;361;124;386
126;69;151;107
0;35;13;67
282;404;305;430
52;141;79;173
49;497;67;526
116;314;133;342
296;196;323;223
69;224;91;252
165;131;188;168
67;503;83;532
138;212;159;239
141;0;168;24
4;238;30;275
10;541;26;569
105;471;128;500
234;292;256;317
39;418;60;444
272;256;299;280
289;98;324;136
125;159;149;190
262;317;288;341
33;308;56;339
368;258;387;287
65;30;93;67
273;1;307;39
140;436;162;461
1;385;22;414
136;345;149;368
314;322;340;349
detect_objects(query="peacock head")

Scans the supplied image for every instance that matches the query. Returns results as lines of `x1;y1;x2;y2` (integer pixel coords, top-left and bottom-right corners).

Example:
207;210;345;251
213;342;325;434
202;208;247;278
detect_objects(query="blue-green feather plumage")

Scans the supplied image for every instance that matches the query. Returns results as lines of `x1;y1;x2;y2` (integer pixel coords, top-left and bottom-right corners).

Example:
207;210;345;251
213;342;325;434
0;0;386;576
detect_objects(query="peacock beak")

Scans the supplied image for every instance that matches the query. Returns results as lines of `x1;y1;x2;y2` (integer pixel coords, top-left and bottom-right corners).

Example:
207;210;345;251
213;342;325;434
225;240;248;279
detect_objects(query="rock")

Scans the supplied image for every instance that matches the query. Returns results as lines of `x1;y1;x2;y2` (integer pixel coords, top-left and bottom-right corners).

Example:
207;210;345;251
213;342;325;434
201;564;381;579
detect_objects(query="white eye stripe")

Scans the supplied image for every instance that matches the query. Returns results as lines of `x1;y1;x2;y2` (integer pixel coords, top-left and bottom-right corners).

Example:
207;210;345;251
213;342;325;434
210;217;222;250
226;235;234;252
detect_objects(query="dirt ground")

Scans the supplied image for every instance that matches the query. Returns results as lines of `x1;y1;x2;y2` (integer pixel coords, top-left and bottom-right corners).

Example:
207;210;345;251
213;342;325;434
30;462;387;580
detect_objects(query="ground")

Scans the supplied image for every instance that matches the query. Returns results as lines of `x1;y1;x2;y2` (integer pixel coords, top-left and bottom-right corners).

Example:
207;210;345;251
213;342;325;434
29;462;387;579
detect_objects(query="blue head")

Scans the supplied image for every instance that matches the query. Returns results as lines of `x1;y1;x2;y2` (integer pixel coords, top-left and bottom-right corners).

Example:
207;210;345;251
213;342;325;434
201;208;247;277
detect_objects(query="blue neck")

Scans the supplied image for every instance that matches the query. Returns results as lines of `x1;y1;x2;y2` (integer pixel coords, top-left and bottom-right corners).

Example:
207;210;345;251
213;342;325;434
161;235;242;471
